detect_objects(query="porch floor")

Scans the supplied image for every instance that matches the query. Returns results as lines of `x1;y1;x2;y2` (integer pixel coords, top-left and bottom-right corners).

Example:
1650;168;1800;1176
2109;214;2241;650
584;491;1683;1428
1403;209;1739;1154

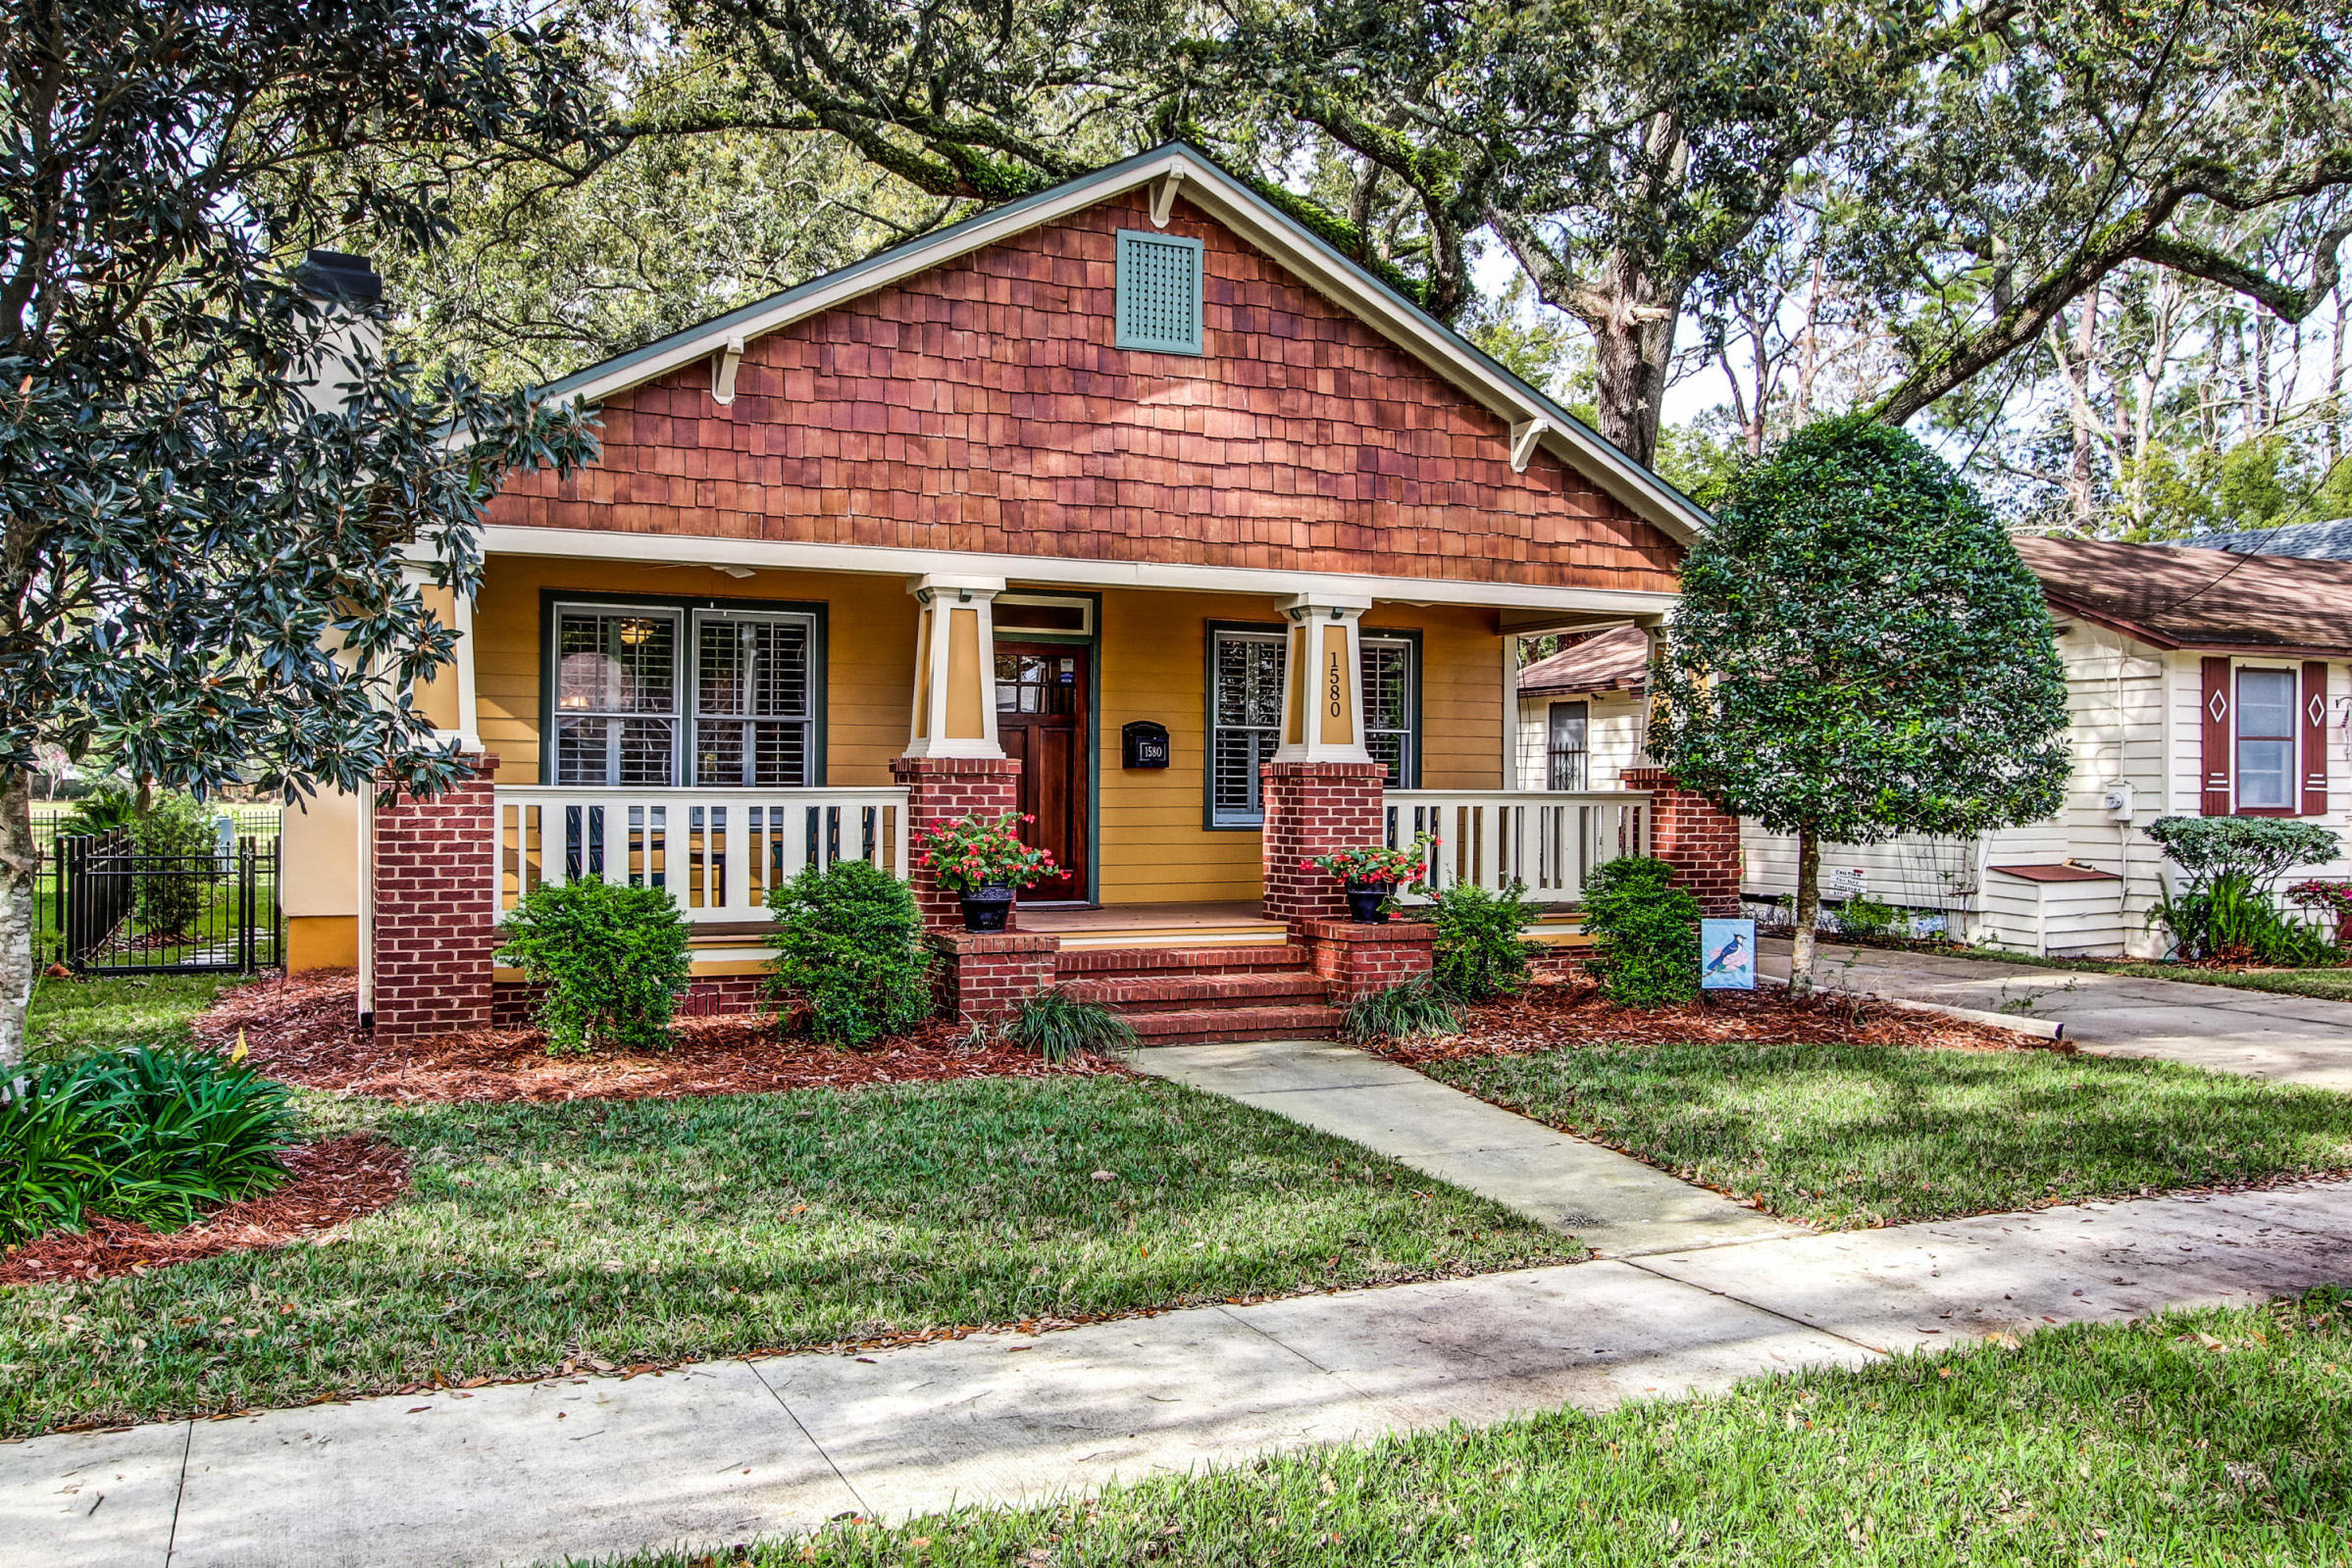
1017;900;1288;950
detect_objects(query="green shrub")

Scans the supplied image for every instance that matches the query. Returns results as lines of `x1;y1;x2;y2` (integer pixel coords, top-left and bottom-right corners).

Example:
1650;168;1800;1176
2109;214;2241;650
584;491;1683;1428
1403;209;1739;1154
2153;874;2338;967
1427;881;1536;1001
0;1046;295;1244
1581;855;1701;1007
57;781;136;838
765;860;935;1046
132;793;226;937
2143;816;2341;892
495;878;693;1054
1835;896;1903;942
1343;974;1464;1043
999;988;1135;1061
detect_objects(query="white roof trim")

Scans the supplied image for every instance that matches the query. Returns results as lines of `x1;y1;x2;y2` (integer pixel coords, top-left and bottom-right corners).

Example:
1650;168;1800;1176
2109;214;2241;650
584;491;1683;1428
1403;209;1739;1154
536;145;1710;546
479;524;1682;617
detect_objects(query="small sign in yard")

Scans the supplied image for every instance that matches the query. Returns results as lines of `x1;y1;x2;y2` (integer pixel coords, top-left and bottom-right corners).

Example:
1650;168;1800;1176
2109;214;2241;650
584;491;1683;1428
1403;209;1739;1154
1701;918;1757;989
1828;866;1869;897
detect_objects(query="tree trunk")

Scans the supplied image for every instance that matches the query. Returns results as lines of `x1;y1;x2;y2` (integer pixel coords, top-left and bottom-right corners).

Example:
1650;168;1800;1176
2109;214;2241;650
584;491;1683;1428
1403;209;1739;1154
1587;246;1683;468
1789;827;1820;998
0;767;37;1069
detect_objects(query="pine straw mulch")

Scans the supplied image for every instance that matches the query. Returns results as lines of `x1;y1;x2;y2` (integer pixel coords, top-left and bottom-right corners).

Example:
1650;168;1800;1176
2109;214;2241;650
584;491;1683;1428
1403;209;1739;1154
0;1135;411;1288
1371;974;2056;1066
190;970;1125;1104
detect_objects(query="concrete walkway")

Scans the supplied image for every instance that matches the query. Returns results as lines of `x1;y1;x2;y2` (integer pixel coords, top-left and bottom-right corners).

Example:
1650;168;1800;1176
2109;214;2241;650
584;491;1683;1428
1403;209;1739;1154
1130;1039;1797;1256
11;1182;2350;1568
1760;939;2352;1090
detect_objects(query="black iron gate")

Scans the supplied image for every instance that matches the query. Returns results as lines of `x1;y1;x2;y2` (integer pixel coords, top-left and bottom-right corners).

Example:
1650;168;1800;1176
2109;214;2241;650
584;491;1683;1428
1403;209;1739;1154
54;833;282;976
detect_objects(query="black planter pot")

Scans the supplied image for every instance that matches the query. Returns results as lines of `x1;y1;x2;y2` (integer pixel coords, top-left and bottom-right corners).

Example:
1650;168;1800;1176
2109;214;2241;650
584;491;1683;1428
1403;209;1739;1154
1345;882;1394;924
959;885;1016;933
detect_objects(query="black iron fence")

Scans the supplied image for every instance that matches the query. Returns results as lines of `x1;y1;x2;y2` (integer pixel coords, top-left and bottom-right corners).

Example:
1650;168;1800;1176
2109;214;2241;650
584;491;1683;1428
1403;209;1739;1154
48;832;281;976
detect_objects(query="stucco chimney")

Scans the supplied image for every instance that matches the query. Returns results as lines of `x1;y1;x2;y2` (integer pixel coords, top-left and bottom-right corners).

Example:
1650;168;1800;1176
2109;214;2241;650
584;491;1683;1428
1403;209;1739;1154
290;249;384;415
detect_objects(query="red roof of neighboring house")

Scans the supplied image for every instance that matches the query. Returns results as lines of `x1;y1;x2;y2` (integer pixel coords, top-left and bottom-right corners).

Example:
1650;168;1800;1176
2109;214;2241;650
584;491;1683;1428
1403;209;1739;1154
2013;534;2352;657
1517;625;1651;698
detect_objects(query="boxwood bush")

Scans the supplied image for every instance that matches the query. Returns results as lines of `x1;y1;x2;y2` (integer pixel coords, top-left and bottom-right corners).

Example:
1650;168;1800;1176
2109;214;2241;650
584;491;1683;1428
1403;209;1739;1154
765;860;935;1045
1580;855;1701;1007
495;878;693;1054
1427;881;1535;1000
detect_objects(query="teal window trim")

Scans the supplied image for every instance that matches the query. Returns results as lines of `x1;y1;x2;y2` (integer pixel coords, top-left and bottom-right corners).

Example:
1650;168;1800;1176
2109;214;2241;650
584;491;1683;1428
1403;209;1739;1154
1115;229;1204;356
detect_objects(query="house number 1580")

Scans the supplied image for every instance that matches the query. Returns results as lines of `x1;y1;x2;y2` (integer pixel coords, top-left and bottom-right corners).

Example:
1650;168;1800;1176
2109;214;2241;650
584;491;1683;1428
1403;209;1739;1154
1326;648;1345;717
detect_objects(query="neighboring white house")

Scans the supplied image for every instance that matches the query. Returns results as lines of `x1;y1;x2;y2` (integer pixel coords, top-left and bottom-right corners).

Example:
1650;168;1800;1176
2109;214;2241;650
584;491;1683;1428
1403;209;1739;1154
1515;539;2352;958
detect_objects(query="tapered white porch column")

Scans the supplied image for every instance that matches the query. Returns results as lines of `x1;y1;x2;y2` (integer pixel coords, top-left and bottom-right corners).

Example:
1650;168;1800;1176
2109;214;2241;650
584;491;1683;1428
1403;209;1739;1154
1272;591;1373;764
903;574;1006;760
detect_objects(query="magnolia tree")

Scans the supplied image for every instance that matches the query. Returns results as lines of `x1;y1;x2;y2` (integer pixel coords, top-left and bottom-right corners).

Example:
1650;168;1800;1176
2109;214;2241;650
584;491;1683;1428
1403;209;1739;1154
1649;417;2071;993
0;0;609;1064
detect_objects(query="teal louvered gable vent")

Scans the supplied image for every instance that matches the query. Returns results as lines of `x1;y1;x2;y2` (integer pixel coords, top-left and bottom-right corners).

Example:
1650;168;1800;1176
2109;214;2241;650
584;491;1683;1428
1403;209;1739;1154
1115;229;1203;355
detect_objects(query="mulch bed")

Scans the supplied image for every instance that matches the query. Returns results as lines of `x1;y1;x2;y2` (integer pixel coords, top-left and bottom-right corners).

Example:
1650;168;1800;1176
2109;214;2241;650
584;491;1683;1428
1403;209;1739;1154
1375;975;2049;1064
191;970;1124;1103
0;1135;411;1288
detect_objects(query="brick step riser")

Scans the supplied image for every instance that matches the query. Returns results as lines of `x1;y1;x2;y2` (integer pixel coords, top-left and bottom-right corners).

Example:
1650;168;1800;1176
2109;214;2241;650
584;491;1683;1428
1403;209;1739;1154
1080;990;1334;1016
1122;1005;1343;1044
1063;973;1330;1003
1054;945;1309;978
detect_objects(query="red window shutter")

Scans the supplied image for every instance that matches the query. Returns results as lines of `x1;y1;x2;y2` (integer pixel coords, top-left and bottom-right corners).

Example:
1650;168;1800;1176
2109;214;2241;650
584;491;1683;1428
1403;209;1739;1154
2305;660;2331;818
2200;656;2233;816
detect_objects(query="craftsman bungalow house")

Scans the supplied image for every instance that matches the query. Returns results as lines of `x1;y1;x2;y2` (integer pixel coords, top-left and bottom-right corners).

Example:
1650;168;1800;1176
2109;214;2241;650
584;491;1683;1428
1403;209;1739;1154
281;145;1733;1040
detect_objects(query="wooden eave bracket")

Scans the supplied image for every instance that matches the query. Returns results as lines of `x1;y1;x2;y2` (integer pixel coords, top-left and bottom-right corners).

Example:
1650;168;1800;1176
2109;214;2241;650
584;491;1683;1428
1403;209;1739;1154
711;335;745;405
1150;170;1187;228
1508;417;1550;474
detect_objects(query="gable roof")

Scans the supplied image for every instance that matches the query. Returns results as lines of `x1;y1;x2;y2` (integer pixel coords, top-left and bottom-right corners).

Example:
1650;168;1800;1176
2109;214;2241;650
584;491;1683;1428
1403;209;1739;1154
533;144;1710;546
2014;534;2352;658
2175;518;2352;561
1517;625;1652;697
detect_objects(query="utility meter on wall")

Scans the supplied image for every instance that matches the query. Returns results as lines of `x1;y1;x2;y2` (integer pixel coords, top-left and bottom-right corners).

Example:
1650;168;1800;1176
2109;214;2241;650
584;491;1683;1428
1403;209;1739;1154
2100;781;2136;821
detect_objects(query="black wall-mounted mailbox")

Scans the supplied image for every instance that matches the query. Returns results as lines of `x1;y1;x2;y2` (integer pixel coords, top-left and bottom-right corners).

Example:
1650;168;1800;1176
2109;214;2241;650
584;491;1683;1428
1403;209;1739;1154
1122;720;1171;770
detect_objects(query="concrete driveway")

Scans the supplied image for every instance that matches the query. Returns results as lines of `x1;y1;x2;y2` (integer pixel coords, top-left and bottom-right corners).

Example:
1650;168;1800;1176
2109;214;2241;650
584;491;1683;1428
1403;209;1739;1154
1759;939;2352;1091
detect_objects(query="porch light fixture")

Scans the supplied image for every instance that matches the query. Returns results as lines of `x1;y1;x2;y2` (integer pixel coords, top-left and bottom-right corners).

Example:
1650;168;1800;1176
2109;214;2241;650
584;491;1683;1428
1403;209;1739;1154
709;565;754;581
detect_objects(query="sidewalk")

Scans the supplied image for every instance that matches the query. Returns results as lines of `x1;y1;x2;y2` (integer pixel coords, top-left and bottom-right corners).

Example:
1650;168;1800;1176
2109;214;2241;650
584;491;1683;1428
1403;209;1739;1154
1129;1038;1798;1256
1759;939;2352;1090
12;1181;2350;1568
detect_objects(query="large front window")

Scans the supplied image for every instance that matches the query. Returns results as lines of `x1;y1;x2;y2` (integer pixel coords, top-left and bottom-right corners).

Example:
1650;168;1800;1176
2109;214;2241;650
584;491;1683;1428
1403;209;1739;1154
2236;666;2297;810
553;603;816;786
1206;627;1417;827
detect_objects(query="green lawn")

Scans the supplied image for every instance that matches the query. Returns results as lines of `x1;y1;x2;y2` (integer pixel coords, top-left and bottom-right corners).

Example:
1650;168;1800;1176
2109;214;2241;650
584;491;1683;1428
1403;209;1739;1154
595;1289;2352;1568
25;971;231;1064
1947;944;2352;1003
0;1074;1571;1437
1421;1041;2352;1228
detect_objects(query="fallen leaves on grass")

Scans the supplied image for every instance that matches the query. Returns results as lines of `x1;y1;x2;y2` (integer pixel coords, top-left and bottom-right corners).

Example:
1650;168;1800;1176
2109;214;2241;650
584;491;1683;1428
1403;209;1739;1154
191;970;1124;1103
0;1136;410;1287
1376;976;2046;1063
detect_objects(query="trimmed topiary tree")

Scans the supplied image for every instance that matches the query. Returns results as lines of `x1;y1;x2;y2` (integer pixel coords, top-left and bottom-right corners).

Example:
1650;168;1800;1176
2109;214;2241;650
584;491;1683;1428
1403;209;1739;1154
1650;416;2071;994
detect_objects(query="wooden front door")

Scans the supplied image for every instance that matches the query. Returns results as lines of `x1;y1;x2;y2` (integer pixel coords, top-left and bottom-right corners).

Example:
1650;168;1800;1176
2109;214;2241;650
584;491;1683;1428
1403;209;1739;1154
995;641;1090;901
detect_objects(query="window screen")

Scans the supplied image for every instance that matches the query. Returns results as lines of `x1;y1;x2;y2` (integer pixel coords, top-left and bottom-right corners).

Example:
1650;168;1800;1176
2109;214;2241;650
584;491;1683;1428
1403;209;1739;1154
553;608;679;786
1116;230;1203;355
1207;629;1417;826
692;612;814;786
2236;667;2298;809
1547;701;1589;791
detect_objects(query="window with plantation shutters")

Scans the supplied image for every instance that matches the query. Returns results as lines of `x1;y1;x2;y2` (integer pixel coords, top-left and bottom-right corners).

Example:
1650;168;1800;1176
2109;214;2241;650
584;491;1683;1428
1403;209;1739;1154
553;607;681;786
1116;230;1203;355
1206;627;1417;826
1209;631;1284;826
691;611;814;786
551;601;817;787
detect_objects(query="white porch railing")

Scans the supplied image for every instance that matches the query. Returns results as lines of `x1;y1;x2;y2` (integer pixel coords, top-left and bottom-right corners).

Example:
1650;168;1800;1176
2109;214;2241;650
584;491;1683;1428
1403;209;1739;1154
494;786;911;924
1382;790;1652;905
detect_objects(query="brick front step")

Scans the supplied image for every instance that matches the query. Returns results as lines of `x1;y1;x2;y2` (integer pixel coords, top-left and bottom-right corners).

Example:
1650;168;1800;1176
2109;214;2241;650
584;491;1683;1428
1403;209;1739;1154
1055;945;1313;978
1060;971;1333;1014
1123;1003;1344;1044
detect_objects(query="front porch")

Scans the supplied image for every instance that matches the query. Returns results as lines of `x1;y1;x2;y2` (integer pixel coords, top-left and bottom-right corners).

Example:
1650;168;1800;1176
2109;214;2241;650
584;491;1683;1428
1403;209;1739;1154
321;554;1739;1040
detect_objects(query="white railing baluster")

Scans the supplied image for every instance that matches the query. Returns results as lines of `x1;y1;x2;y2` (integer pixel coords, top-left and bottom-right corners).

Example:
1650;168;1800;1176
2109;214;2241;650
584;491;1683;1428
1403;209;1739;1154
1382;789;1655;907
493;786;913;923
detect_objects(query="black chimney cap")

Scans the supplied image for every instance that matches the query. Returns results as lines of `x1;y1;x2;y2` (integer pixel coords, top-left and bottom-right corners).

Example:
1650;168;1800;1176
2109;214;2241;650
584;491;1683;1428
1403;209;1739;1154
294;249;383;305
